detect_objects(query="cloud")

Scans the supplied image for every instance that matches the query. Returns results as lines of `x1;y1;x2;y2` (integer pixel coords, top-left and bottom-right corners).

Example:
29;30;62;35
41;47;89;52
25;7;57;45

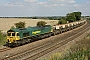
67;0;75;3
0;0;90;16
37;2;47;5
51;4;59;7
5;3;23;7
60;4;66;6
48;0;75;3
74;4;80;7
24;0;38;2
48;0;65;2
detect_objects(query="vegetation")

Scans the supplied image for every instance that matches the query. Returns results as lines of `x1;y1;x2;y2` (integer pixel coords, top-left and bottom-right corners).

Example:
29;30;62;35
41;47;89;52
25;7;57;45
0;31;6;47
58;12;82;24
0;16;64;20
66;12;76;22
45;49;90;60
14;21;26;28
58;19;67;24
10;26;15;29
74;12;82;21
87;18;90;20
66;12;82;22
42;33;90;60
37;21;47;27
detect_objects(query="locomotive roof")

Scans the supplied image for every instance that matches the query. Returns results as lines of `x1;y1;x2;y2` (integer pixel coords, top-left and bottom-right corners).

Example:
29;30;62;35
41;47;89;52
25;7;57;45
7;25;51;32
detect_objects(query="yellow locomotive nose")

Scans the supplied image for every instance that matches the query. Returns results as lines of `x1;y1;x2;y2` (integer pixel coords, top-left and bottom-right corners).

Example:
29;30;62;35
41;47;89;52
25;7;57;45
10;38;13;43
7;32;20;44
8;37;15;43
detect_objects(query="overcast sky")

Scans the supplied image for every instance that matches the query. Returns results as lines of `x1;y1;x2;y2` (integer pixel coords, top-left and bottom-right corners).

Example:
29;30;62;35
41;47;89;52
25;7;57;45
0;0;90;17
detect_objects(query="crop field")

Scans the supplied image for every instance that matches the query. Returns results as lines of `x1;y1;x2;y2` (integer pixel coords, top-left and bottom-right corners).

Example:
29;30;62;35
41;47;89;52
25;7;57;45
0;18;58;32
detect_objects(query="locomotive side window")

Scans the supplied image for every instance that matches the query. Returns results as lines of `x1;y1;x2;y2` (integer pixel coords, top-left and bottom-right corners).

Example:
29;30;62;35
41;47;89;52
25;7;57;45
23;32;29;37
17;33;19;36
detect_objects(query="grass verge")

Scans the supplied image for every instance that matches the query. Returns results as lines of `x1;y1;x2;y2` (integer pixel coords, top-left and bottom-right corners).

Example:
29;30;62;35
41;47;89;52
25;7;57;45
42;33;90;60
0;31;6;47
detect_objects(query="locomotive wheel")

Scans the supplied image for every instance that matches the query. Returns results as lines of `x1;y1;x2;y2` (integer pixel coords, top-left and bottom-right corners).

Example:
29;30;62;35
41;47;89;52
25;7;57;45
48;33;51;37
53;32;56;36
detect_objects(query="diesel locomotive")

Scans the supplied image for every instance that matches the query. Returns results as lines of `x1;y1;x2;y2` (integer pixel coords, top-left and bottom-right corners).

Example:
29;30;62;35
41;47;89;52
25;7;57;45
6;20;86;47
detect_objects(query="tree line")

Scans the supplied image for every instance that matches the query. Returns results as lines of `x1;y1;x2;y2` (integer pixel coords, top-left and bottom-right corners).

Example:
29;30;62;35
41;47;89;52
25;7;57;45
10;11;82;29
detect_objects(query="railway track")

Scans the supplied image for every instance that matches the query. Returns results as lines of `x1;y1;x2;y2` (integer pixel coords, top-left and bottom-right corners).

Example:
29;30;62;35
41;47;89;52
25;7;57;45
23;21;90;60
1;21;90;60
0;47;11;52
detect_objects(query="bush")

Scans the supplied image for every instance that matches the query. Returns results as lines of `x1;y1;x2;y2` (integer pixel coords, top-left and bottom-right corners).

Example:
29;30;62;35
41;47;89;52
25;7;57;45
14;21;26;28
0;31;5;40
87;18;90;20
0;31;6;46
10;26;15;29
58;19;67;24
37;21;47;27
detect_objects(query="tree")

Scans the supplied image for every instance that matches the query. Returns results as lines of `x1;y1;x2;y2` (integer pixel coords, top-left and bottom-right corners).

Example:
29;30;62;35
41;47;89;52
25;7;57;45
66;12;76;22
74;12;82;21
14;21;26;28
37;21;47;27
32;17;37;19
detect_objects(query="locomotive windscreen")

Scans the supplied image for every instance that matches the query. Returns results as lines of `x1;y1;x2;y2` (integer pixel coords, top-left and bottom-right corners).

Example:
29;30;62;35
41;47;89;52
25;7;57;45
7;32;15;36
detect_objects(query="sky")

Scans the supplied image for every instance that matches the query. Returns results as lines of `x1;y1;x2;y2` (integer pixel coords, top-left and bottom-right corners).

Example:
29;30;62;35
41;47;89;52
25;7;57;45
0;0;90;17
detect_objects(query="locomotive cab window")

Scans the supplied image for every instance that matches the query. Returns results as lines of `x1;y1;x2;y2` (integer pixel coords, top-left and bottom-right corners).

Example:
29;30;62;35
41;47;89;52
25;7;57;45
12;33;15;36
7;33;11;36
7;32;15;36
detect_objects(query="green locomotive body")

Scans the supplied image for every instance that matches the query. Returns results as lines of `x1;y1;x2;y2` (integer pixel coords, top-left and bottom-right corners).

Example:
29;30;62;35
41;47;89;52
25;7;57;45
7;25;53;46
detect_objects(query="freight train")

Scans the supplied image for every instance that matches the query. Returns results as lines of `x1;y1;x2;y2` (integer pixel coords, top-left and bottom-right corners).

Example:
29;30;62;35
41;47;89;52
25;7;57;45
6;20;86;47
